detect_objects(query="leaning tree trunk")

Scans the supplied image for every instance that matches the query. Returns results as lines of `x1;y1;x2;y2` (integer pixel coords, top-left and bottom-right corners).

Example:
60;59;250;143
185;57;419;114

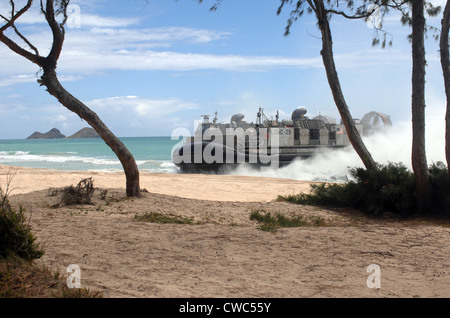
39;67;141;197
411;0;430;211
0;0;140;197
440;0;450;178
313;0;377;171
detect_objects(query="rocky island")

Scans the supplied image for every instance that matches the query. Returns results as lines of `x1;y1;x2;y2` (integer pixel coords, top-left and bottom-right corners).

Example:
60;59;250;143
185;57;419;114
67;128;100;139
27;127;99;139
27;128;65;139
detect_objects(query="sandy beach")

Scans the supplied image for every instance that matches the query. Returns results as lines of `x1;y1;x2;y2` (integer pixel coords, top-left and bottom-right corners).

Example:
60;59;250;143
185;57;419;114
1;164;450;298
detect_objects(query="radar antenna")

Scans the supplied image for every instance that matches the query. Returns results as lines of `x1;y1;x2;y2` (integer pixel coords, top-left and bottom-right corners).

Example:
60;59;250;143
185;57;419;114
256;107;268;125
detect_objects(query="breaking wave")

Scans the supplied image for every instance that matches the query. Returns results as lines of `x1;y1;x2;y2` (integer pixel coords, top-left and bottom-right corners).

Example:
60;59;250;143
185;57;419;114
0;150;177;173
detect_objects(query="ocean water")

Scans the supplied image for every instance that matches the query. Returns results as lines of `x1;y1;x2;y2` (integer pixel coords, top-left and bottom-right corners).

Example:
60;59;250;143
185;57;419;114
0;137;183;174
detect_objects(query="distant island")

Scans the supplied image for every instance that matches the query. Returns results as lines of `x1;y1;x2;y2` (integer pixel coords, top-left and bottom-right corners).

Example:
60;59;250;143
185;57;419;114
27;127;100;139
27;128;65;139
66;128;100;139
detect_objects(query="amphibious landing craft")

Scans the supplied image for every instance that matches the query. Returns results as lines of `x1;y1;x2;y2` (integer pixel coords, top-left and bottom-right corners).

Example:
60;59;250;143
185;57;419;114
172;107;391;172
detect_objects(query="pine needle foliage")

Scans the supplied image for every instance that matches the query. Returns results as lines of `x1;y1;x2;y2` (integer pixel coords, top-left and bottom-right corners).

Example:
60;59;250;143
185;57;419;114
279;162;450;216
0;188;44;261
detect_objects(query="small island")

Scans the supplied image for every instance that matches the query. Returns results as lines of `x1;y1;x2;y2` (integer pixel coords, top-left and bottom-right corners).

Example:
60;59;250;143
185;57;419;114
26;127;99;139
27;128;65;139
66;128;100;139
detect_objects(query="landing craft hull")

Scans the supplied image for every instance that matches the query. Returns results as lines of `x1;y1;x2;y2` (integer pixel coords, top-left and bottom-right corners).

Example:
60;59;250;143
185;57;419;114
172;141;271;173
171;141;346;172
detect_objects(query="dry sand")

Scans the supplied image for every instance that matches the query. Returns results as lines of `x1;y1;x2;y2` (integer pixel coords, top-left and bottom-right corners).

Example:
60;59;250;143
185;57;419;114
1;164;450;298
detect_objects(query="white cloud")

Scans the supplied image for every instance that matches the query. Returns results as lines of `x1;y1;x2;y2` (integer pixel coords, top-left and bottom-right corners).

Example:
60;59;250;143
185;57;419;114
55;114;68;122
87;26;229;45
0;74;37;87
86;96;200;118
75;96;201;136
0;73;82;87
0;3;419;85
0;1;138;28
59;50;323;73
78;13;138;28
0;99;26;114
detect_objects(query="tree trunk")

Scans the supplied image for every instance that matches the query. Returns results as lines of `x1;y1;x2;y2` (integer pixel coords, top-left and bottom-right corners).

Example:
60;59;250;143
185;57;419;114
440;0;450;178
39;67;141;197
313;0;377;171
411;0;430;211
1;1;140;197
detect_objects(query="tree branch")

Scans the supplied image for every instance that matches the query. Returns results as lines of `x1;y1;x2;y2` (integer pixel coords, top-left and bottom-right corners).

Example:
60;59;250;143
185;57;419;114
12;24;40;56
41;0;68;67
0;32;44;65
0;0;44;66
0;0;33;32
327;8;372;19
306;0;317;15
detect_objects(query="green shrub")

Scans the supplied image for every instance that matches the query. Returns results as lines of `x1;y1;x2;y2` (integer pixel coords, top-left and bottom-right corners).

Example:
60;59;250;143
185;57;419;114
0;188;44;261
429;162;450;214
278;162;450;216
348;162;416;215
278;182;355;208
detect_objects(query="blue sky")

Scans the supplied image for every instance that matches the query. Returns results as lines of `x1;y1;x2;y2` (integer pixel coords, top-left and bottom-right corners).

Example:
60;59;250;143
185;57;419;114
0;0;447;139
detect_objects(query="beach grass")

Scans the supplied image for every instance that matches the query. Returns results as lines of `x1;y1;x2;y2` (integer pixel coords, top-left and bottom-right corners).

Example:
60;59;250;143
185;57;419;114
134;212;198;225
250;209;328;232
0;255;103;298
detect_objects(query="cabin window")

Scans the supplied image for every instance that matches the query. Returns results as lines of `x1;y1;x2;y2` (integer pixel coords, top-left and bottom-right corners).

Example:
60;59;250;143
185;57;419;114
294;128;300;141
329;131;336;140
310;129;320;140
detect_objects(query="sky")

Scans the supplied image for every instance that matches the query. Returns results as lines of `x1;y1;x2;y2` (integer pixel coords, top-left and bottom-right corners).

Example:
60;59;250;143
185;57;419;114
0;0;447;140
